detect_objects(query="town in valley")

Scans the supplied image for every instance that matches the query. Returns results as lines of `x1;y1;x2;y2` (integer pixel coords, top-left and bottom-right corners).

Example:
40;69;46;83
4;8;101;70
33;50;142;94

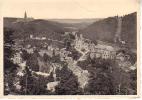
4;11;137;95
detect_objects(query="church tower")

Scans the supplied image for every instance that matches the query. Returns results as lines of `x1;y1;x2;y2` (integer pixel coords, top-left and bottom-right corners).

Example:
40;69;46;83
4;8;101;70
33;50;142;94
24;11;27;19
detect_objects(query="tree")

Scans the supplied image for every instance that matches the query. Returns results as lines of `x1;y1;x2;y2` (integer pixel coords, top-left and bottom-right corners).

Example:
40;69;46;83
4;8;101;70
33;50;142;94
43;53;51;62
129;69;137;94
4;27;20;95
4;27;16;71
21;49;31;61
20;67;51;95
111;62;132;95
86;73;114;95
26;52;39;71
84;59;115;95
55;66;82;95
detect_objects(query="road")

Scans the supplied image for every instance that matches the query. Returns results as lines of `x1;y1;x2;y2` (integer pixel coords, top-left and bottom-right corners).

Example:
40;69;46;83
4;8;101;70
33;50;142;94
65;47;90;88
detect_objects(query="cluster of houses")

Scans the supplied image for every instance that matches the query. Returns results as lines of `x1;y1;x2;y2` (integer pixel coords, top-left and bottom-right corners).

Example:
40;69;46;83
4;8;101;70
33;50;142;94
10;29;137;93
74;33;116;60
74;33;136;72
30;34;46;40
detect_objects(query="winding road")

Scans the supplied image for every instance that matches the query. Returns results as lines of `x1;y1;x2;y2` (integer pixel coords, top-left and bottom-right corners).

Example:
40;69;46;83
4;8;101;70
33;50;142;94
65;46;90;88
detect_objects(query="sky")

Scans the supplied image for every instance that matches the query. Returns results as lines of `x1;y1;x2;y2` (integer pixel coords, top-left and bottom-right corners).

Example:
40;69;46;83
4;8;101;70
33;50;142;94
1;0;139;19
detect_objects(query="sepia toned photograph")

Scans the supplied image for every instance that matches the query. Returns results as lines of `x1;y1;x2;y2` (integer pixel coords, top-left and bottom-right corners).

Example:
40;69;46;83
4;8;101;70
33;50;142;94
2;0;140;97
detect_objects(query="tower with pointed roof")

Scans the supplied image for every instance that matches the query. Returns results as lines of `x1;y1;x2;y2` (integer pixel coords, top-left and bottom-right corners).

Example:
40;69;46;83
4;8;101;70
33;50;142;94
24;11;27;19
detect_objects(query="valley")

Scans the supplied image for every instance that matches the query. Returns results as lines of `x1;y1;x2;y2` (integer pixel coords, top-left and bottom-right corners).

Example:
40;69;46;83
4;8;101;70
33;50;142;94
4;12;137;95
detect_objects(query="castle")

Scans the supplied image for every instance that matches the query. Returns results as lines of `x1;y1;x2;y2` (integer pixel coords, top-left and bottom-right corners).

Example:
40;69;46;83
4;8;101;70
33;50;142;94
74;33;116;60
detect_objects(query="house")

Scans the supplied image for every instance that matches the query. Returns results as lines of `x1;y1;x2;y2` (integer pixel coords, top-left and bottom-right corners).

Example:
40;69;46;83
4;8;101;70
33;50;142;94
93;44;116;59
26;48;34;54
129;63;136;71
60;48;71;61
115;50;136;72
46;81;60;92
12;52;22;64
119;61;132;72
41;37;46;40
30;34;33;39
90;52;101;59
116;50;128;61
19;61;26;70
75;34;91;52
30;34;47;40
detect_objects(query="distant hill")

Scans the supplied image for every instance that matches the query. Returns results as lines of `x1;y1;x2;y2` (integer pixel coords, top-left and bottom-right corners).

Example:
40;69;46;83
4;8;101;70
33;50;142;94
59;22;92;31
49;18;101;31
4;18;66;40
78;12;137;49
48;18;101;23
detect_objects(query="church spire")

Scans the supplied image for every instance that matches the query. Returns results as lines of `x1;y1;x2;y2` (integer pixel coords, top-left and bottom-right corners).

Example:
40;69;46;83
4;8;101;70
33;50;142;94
24;11;27;19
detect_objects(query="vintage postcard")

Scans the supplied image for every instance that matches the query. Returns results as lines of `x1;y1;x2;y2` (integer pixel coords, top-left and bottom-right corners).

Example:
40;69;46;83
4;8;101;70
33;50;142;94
0;0;140;98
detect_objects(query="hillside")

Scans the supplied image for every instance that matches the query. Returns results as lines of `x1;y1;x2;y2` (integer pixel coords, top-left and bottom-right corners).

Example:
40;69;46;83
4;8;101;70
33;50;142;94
78;12;137;49
4;18;65;39
79;17;117;43
121;13;137;49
